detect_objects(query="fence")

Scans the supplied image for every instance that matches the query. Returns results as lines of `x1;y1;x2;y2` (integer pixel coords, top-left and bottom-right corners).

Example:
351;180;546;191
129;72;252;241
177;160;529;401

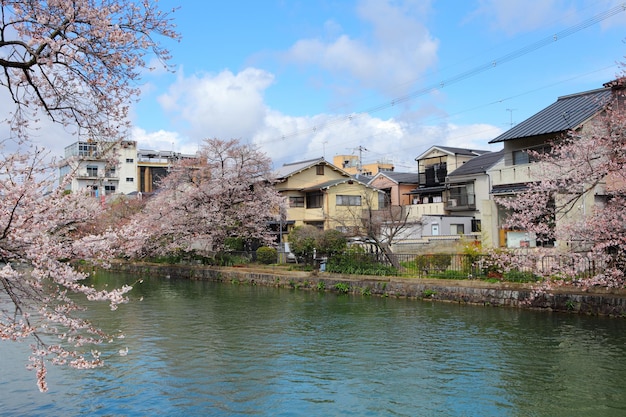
324;252;600;280
205;250;600;281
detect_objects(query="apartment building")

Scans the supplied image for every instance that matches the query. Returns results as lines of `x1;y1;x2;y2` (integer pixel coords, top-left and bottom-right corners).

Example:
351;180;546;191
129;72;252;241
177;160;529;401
59;140;196;196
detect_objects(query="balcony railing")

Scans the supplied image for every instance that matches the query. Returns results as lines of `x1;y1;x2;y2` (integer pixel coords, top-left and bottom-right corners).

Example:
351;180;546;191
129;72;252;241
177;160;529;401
446;193;475;210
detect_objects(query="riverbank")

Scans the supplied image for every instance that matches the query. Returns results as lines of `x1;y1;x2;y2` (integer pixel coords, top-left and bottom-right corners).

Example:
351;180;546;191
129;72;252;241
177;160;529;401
108;261;626;317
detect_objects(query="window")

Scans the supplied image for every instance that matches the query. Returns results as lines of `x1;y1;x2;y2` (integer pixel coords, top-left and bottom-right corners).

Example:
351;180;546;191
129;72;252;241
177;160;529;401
306;221;325;230
471;219;481;233
513;145;552;165
126;177;134;182
379;191;390;209
104;185;116;193
336;195;362;206
306;192;323;208
126;158;134;163
79;143;97;157
450;224;465;235
289;196;304;207
316;165;324;175
512;150;530;165
86;165;98;177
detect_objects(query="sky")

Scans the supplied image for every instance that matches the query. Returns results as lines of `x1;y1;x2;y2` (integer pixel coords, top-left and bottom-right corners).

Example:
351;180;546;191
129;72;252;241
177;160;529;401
19;0;626;172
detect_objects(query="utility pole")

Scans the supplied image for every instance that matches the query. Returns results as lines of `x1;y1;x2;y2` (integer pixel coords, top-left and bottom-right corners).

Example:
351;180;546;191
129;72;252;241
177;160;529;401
355;145;368;174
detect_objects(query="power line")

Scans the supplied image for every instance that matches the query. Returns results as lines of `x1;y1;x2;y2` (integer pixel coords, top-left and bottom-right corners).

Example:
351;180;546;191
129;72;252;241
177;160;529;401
263;3;626;146
286;62;619;170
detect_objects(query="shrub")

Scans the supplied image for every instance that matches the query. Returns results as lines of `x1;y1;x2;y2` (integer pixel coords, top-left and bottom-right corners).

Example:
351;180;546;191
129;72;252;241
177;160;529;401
326;247;397;276
318;230;347;256
503;270;539;283
406;254;452;275
256;246;277;264
288;225;321;264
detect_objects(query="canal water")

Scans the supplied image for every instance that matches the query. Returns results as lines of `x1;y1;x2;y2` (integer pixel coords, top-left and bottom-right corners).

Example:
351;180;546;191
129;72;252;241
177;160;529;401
1;272;626;416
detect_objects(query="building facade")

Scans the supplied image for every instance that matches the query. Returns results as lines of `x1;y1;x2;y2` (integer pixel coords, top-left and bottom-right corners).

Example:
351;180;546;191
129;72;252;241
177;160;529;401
59;140;196;197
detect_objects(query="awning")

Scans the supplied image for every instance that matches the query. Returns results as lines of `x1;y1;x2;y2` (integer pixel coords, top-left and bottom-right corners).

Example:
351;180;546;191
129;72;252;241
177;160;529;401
407;186;446;195
490;183;528;195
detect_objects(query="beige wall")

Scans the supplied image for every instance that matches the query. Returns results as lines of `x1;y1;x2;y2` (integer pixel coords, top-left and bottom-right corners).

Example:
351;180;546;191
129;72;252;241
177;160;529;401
275;164;346;191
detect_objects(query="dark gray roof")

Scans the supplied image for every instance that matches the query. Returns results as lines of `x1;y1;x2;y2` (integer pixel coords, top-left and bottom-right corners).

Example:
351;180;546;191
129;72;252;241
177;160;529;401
435;146;490;156
353;173;373;183
415;145;489;161
274;157;334;179
490;183;528;195
489;87;613;143
376;171;420;184
448;150;504;177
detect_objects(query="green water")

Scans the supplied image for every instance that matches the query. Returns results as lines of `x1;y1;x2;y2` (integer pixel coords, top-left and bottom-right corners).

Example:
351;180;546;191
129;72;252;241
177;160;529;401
1;273;626;416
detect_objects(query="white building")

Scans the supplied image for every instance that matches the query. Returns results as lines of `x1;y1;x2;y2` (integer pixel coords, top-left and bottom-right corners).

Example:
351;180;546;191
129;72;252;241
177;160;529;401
59;140;196;197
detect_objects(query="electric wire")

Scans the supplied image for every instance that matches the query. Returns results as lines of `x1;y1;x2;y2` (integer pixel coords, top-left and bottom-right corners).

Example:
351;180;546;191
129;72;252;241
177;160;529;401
262;3;626;146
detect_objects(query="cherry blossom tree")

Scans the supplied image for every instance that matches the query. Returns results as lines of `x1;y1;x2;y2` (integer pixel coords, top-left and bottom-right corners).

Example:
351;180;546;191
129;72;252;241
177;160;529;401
1;0;179;141
0;148;135;392
0;1;178;391
496;77;626;289
123;138;285;260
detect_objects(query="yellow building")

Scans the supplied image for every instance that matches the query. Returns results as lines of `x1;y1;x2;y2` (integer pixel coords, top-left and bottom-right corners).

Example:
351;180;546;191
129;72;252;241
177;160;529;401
333;154;394;176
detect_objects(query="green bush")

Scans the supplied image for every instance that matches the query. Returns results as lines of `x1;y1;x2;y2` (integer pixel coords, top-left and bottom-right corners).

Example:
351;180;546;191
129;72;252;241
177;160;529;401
318;230;347;256
405;254;452;274
503;270;539;283
256;246;277;264
326;247;397;276
288;225;321;264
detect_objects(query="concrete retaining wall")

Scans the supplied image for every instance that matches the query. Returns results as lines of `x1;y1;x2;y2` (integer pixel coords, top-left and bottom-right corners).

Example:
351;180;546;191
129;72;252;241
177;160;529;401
109;262;626;317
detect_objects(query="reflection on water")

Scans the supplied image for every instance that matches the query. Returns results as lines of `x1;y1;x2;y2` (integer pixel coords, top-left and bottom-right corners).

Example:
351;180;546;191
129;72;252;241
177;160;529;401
2;272;626;416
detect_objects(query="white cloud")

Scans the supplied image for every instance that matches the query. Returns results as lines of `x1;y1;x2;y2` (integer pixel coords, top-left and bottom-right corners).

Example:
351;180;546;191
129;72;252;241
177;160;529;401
467;0;578;35
157;67;275;141
282;0;439;95
131;127;198;156
138;65;503;171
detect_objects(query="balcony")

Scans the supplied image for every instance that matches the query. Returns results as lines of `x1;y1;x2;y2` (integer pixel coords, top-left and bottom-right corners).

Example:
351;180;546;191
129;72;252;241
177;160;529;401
446;193;476;211
490;163;543;187
77;172;119;180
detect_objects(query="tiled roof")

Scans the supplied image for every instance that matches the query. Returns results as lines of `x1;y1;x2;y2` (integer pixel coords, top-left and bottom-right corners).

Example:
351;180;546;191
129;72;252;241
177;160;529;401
448;150;504;177
300;177;375;192
435;146;490;156
489;87;613;143
273;157;327;179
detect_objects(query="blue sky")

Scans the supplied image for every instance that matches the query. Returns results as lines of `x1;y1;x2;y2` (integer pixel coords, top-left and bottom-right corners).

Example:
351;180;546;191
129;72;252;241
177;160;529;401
46;1;626;171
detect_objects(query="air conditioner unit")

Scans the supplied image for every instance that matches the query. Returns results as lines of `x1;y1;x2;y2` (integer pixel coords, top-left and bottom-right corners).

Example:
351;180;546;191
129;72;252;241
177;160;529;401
448;199;457;207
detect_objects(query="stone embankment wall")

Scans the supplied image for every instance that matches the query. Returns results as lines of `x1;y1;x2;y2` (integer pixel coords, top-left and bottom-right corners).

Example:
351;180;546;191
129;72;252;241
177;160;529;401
110;262;626;317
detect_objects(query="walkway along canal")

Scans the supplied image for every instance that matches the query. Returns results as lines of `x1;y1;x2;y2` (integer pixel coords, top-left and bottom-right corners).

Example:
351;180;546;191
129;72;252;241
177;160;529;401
109;261;626;317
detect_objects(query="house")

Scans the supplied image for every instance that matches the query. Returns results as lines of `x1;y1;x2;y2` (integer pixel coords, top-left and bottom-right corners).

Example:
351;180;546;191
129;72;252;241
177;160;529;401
374;147;489;252
273;157;382;234
485;80;623;248
368;171;420;207
445;150;504;247
408;146;489;210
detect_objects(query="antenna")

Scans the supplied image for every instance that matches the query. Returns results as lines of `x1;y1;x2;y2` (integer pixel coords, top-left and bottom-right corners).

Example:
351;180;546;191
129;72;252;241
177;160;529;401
506;108;517;128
